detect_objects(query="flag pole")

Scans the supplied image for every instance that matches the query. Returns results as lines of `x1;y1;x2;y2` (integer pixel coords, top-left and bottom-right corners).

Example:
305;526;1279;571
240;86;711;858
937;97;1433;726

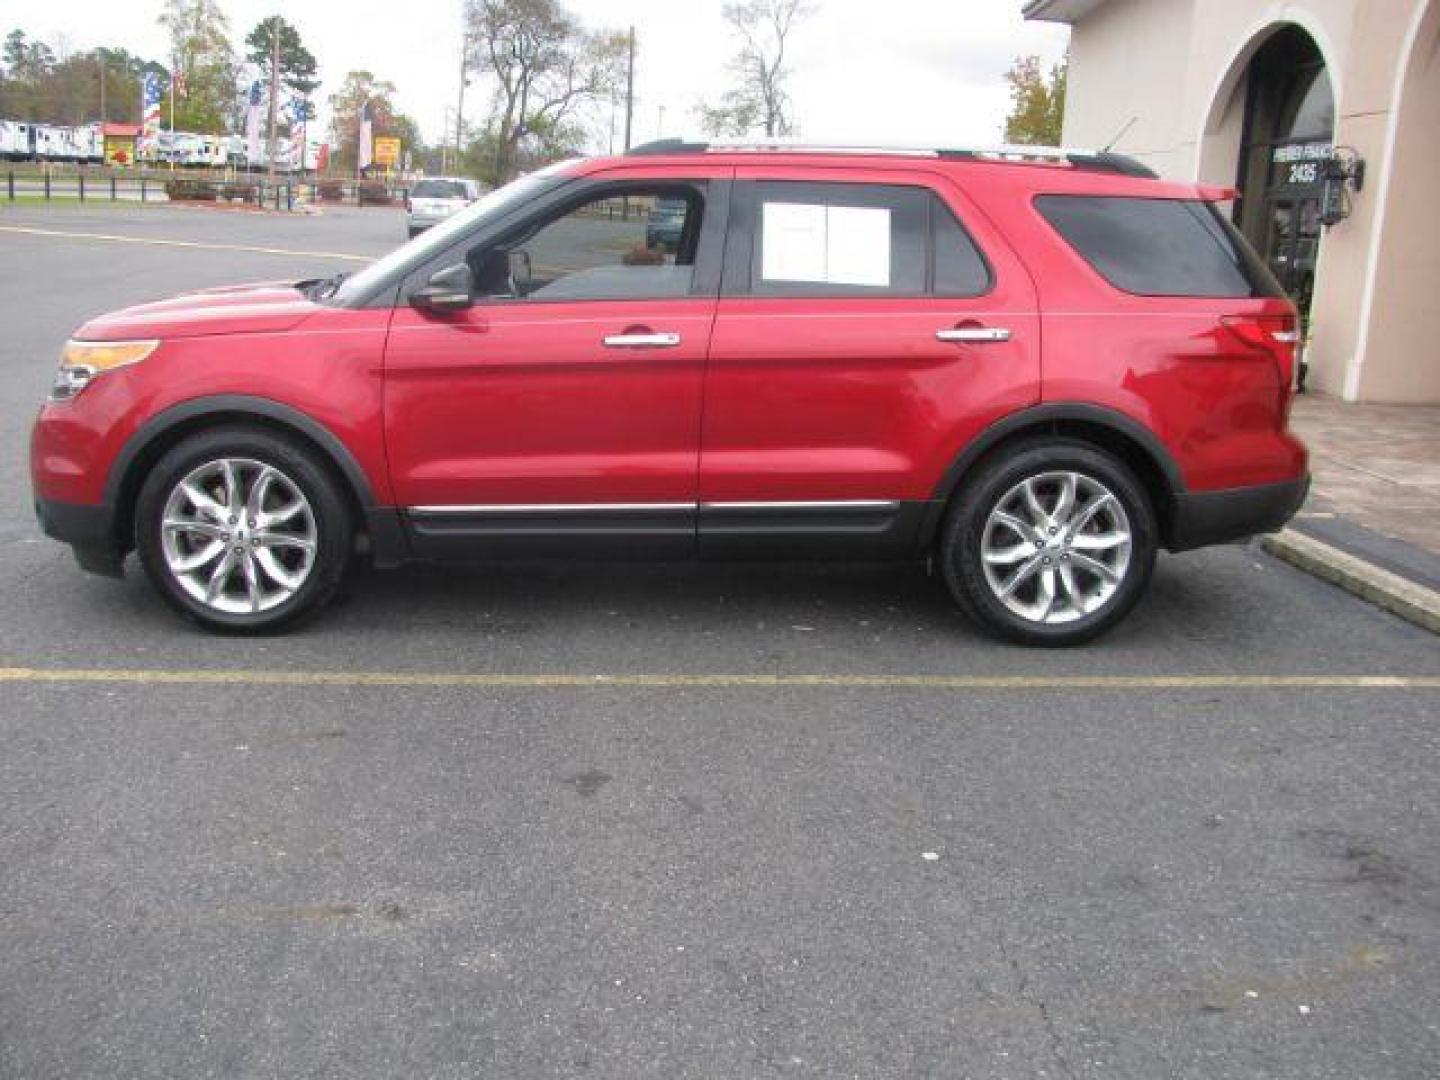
168;59;176;171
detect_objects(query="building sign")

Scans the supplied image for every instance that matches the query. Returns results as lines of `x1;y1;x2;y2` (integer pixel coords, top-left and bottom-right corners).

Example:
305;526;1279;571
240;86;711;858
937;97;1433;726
1270;141;1333;193
102;123;140;166
373;136;401;168
103;134;134;166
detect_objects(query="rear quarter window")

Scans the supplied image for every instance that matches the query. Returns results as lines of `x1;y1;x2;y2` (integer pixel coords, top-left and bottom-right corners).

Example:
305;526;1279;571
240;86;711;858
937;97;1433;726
1035;195;1283;298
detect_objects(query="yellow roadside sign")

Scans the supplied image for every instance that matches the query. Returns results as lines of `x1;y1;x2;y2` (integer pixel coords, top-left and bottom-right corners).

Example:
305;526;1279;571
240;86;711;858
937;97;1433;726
373;137;401;167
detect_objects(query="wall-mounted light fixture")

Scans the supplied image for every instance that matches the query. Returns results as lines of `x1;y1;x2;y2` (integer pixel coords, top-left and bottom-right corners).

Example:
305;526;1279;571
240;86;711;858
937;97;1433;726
1321;147;1366;228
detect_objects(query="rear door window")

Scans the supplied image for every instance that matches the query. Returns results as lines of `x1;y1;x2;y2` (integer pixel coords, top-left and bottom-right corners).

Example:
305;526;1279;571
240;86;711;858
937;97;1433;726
747;182;928;296
413;180;470;200
1035;195;1284;298
734;181;993;298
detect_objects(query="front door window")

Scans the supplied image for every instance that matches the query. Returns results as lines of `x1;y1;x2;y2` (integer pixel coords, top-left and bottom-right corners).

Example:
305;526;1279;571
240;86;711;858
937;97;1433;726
467;186;707;302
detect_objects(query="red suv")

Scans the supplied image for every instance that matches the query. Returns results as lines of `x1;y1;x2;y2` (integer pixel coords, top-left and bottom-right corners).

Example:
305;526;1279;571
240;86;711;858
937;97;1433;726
31;141;1308;644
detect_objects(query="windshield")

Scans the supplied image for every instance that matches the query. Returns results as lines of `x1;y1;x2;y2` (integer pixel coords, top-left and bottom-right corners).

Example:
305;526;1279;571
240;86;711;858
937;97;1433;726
412;179;469;199
329;160;578;306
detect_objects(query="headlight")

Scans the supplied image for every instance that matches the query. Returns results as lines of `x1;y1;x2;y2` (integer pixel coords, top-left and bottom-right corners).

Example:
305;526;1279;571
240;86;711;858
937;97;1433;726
50;339;159;401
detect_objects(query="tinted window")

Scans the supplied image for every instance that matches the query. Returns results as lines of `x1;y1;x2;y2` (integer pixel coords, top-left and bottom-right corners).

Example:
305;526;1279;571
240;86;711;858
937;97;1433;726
413;180;470;199
1035;195;1284;298
332;163;571;306
461;184;705;302
931;196;991;297
749;182;927;296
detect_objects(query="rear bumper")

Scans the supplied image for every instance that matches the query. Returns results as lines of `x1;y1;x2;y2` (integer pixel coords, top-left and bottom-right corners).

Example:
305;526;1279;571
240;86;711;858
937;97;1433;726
34;497;125;577
1167;476;1309;552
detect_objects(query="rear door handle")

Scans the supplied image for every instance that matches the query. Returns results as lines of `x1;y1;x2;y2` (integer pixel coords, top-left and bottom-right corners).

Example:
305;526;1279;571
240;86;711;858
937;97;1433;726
936;326;1012;344
603;332;681;349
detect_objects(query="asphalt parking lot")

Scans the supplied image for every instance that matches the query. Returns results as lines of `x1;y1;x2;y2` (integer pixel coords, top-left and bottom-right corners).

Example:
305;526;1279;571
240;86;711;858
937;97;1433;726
1;203;1437;1079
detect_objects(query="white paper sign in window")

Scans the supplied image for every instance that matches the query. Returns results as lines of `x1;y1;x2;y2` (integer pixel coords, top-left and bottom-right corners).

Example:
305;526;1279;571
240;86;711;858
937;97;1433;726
761;202;891;287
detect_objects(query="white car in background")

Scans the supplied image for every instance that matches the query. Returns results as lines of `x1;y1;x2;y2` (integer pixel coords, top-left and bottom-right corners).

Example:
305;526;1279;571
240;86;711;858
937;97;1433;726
406;177;483;237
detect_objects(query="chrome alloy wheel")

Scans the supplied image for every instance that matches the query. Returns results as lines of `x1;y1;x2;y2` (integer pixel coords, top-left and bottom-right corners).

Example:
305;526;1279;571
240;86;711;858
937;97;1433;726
980;471;1132;625
159;458;317;615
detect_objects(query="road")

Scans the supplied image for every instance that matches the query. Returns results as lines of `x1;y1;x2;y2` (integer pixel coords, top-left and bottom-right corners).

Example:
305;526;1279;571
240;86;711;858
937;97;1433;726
1;204;1437;1079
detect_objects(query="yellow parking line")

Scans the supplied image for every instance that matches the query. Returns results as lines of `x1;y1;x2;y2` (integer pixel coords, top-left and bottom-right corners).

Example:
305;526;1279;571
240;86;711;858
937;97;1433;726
0;224;372;262
0;667;1435;690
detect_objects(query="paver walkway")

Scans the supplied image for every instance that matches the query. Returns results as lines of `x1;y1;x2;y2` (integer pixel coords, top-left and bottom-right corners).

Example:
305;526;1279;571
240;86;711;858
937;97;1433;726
1289;393;1440;558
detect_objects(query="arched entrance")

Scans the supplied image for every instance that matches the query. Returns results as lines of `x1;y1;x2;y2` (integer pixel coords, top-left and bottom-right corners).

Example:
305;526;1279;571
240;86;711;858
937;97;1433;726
1231;25;1335;321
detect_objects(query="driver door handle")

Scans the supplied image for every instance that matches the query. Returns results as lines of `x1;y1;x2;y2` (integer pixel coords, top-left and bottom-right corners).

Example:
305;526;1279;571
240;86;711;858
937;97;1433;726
936;326;1012;344
603;332;682;349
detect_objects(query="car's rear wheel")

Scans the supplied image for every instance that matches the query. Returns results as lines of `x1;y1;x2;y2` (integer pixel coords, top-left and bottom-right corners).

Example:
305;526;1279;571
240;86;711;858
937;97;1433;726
135;427;352;633
941;439;1157;646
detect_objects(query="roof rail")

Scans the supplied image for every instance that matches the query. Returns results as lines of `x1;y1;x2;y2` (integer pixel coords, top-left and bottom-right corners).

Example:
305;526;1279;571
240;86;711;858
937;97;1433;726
626;138;708;156
623;137;1158;179
939;146;1159;179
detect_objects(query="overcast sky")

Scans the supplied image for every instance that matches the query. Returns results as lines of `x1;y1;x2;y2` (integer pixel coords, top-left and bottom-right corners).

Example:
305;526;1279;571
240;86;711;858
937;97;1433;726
7;0;1070;151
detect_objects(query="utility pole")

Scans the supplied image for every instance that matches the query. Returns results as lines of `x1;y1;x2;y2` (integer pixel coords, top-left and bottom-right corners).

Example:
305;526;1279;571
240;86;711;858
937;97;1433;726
623;26;635;151
98;53;106;124
455;31;470;168
265;18;280;179
657;104;665;139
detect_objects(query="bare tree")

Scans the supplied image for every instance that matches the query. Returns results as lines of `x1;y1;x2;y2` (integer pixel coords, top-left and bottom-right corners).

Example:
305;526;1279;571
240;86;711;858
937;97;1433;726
697;0;813;138
464;0;626;182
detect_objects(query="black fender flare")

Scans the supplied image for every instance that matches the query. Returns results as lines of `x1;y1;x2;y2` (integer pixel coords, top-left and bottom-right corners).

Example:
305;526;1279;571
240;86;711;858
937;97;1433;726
104;395;411;567
919;402;1187;546
105;394;378;508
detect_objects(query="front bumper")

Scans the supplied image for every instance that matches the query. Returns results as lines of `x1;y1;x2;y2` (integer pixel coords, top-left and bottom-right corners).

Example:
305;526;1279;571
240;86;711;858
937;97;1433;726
34;497;125;577
1167;476;1310;552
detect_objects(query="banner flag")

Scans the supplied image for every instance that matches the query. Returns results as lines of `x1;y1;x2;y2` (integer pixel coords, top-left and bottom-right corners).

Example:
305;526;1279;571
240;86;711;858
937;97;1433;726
357;99;373;172
140;72;163;153
245;80;263;165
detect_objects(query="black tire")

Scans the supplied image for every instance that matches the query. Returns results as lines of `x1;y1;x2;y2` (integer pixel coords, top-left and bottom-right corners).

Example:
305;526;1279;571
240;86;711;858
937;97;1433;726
940;438;1157;646
134;426;353;634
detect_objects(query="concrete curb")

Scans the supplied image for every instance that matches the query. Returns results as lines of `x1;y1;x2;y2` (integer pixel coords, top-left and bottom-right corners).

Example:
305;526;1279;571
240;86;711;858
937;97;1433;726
1263;528;1440;634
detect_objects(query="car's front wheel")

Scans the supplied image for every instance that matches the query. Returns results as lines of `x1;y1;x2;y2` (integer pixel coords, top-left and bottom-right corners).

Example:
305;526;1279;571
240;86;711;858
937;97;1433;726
941;439;1157;646
134;427;352;633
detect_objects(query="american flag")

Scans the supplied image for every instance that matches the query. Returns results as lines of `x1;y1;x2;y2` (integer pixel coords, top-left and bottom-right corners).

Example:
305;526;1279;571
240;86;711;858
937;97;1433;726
140;72;163;152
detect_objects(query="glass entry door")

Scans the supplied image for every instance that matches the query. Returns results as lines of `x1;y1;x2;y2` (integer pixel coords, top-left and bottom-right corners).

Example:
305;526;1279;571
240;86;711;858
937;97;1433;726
1263;196;1322;316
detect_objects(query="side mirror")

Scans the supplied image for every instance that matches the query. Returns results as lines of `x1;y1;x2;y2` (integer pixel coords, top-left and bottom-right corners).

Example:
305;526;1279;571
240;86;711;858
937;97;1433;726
411;264;473;312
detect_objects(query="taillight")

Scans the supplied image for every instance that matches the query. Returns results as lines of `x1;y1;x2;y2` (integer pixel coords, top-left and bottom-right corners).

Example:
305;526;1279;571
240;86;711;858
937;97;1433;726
1220;313;1299;391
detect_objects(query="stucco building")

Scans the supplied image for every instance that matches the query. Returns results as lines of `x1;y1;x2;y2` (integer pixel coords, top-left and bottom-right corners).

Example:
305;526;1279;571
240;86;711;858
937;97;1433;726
1025;0;1438;404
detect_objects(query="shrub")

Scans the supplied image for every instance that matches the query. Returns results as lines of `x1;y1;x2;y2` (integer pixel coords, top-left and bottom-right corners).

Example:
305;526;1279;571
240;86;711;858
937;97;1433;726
163;178;219;202
357;180;394;206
